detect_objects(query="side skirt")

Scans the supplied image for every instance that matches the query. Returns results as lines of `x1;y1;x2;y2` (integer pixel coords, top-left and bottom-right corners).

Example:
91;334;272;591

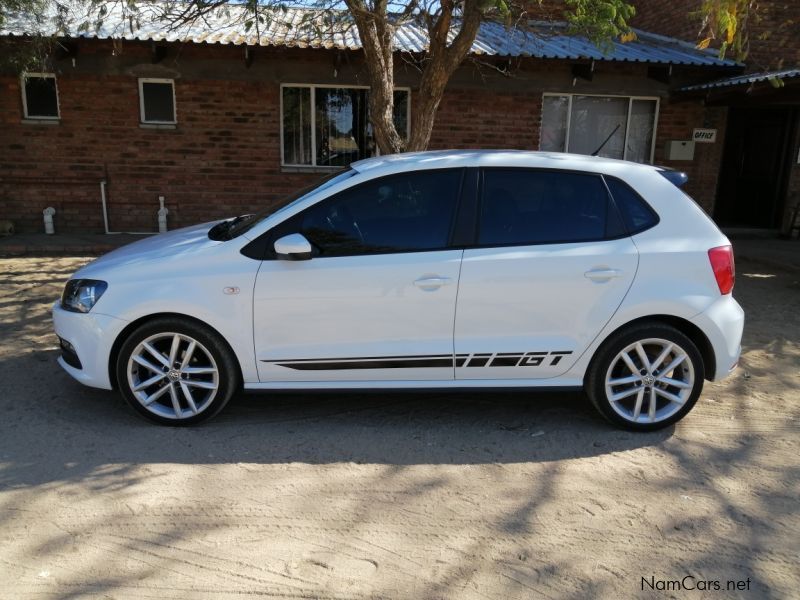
243;379;584;392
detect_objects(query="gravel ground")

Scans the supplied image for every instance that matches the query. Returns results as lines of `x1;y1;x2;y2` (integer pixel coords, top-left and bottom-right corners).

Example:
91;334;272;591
0;255;798;599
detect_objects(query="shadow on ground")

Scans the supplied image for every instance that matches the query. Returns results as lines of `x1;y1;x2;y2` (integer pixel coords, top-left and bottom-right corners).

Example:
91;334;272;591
0;347;673;484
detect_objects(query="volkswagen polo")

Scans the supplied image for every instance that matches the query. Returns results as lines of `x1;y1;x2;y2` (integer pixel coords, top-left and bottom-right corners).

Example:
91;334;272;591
53;151;744;429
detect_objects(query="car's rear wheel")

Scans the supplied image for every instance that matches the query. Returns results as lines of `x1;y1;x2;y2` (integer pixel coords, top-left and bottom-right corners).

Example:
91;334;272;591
586;323;705;431
115;317;239;425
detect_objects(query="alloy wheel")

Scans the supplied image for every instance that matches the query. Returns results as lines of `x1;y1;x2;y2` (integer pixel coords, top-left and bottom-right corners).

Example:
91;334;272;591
126;332;219;420
604;337;695;425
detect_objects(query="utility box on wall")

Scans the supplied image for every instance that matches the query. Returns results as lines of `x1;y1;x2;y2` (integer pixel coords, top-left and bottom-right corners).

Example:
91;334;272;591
665;140;696;161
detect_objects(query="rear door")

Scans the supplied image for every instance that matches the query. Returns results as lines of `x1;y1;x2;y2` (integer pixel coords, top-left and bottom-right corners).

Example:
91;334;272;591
454;168;638;380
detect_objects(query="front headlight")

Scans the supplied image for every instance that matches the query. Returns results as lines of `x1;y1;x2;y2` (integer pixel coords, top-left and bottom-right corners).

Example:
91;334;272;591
61;279;108;313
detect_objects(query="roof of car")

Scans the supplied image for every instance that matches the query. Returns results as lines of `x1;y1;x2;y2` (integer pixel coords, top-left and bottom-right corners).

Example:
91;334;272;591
350;150;658;175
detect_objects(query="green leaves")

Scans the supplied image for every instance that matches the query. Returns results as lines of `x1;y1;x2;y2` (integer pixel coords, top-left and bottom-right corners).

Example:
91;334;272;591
564;0;636;53
767;76;785;89
696;0;750;61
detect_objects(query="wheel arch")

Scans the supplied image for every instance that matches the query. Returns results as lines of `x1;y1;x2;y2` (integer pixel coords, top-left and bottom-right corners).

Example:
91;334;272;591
588;314;716;381
108;312;244;389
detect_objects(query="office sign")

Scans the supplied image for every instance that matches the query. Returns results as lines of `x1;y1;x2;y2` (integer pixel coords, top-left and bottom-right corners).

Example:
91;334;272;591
693;128;717;143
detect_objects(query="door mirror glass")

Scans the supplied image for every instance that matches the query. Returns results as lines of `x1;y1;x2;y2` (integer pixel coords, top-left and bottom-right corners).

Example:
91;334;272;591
274;233;313;260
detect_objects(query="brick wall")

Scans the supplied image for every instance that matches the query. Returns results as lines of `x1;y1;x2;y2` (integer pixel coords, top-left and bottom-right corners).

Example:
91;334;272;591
745;2;800;72
652;100;728;213
0;72;320;233
629;0;700;42
520;0;567;21
630;1;800;71
0;41;727;233
428;89;541;151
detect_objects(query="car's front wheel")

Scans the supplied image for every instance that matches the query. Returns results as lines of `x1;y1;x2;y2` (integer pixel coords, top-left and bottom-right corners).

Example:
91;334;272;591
586;322;705;431
115;317;239;425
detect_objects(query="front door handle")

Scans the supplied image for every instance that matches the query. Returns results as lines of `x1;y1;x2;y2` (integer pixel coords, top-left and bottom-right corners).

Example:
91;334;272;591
414;276;453;291
584;268;623;281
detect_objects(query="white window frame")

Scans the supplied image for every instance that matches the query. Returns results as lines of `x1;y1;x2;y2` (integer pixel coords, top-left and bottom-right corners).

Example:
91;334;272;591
280;83;412;168
138;78;177;125
541;93;660;164
21;72;60;120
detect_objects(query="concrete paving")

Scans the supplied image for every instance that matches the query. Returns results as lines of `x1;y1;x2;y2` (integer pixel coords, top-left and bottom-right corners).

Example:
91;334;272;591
0;232;151;256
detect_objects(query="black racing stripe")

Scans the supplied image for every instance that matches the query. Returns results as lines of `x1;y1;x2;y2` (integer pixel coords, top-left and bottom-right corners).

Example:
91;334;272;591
466;354;492;367
265;354;452;363
489;353;524;367
274;357;454;370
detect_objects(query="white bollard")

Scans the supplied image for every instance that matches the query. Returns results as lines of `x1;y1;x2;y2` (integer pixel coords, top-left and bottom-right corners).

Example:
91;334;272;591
43;207;56;235
157;196;169;233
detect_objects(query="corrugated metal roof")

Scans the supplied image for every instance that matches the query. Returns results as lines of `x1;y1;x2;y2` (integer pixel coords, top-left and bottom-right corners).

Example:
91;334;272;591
680;68;800;91
1;3;739;67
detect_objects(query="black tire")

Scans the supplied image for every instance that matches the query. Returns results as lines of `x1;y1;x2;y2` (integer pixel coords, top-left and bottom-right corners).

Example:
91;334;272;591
115;317;240;425
585;322;705;431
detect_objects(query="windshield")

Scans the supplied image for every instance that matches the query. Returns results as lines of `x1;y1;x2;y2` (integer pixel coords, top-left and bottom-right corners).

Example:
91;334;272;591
217;169;357;240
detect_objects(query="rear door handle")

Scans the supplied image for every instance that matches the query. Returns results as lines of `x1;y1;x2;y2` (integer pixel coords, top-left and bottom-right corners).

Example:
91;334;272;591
414;276;453;291
584;268;623;281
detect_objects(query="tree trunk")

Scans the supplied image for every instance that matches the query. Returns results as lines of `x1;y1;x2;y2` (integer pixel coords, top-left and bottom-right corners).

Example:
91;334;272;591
408;0;482;151
346;0;405;155
346;0;484;155
406;63;449;151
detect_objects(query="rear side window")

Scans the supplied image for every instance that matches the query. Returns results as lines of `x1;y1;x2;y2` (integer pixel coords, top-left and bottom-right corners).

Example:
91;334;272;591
478;169;625;246
604;177;659;234
296;169;462;256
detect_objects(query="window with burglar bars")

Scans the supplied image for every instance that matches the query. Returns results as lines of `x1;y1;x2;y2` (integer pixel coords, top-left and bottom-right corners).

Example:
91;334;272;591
540;94;659;164
281;84;410;168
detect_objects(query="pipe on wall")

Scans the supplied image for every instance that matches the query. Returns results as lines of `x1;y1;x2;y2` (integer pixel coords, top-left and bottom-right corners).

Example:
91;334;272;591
100;180;155;235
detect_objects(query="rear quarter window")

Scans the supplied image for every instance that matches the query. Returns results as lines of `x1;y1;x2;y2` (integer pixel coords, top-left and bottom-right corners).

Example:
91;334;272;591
604;176;659;234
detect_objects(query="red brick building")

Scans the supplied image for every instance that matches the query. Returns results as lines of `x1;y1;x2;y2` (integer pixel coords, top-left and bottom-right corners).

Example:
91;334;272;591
1;4;795;234
630;0;800;231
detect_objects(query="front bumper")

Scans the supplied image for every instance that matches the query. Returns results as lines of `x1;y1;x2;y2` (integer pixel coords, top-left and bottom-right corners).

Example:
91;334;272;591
52;301;129;390
690;294;745;381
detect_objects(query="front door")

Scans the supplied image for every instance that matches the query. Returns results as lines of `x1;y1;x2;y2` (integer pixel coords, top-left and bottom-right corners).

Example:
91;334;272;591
715;107;794;228
253;169;465;383
454;168;638;380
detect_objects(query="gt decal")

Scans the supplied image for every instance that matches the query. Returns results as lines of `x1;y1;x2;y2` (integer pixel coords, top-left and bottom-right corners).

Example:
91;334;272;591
263;351;573;370
466;351;573;368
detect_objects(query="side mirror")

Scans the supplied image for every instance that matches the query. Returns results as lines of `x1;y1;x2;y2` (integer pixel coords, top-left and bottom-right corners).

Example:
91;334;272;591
274;233;313;261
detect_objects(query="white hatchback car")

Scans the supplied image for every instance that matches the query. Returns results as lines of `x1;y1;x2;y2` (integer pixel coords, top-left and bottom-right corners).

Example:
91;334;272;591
53;151;743;429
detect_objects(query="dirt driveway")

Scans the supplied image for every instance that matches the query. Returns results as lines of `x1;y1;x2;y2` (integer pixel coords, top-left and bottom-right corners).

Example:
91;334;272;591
0;254;798;599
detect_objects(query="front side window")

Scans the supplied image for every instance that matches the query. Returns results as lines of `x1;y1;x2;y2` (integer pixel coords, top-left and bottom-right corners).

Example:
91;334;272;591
139;79;176;124
479;169;625;246
282;85;410;167
294;169;462;256
541;94;658;163
21;73;59;119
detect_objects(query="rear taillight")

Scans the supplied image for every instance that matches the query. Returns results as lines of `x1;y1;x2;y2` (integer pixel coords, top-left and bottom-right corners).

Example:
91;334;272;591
708;245;735;295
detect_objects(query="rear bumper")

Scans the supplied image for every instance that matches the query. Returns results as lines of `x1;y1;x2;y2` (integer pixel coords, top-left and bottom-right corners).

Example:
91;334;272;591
690;295;744;381
52;301;128;390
